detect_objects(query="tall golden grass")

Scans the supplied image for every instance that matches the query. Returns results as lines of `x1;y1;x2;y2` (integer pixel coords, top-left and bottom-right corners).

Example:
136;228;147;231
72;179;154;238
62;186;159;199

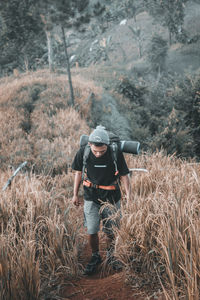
116;152;200;299
0;69;96;299
0;170;84;299
0;69;97;173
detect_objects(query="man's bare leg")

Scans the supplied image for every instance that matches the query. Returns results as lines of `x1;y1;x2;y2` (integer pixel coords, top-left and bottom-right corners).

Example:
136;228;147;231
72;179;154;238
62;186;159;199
84;233;101;275
88;233;99;253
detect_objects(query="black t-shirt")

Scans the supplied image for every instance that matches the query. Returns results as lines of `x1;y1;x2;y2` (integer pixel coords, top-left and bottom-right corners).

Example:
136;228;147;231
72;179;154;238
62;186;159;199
71;146;129;204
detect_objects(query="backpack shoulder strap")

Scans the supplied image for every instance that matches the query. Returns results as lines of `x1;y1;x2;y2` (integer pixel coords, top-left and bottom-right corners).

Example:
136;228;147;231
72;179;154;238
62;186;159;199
82;144;90;181
110;142;119;176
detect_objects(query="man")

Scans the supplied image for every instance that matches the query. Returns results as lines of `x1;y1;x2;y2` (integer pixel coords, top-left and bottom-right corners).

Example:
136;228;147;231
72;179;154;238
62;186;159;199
72;125;131;275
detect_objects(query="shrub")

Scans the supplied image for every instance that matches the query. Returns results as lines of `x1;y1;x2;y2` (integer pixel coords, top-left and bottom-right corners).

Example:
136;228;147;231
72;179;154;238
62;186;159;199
147;34;169;73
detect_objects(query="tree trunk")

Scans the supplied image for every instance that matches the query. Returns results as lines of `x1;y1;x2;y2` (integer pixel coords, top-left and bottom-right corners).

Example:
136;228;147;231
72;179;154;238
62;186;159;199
168;29;172;46
61;26;75;107
138;39;142;58
45;30;54;72
117;43;127;62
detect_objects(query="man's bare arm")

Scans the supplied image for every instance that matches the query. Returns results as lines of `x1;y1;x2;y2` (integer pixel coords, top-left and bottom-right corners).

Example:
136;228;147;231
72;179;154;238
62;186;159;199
120;174;131;203
72;171;82;206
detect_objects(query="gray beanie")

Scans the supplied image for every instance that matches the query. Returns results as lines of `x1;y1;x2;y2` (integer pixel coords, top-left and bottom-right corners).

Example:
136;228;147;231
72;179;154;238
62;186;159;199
88;125;109;145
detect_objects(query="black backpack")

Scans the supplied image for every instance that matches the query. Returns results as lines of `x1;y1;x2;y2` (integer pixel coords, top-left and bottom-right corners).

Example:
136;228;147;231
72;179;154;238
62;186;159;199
80;131;140;181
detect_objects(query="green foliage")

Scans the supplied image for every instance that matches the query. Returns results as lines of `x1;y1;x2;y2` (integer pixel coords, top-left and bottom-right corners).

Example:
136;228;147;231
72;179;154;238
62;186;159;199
147;34;168;73
93;1;105;16
143;0;188;44
172;74;200;157
104;0;144;22
128;25;143;58
115;71;200;159
150;108;195;158
0;0;45;73
0;0;94;73
122;0;144;19
116;77;146;105
148;73;200;159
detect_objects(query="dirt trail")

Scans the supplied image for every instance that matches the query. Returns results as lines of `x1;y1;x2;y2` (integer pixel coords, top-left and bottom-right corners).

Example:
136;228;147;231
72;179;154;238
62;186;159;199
64;272;140;300
62;235;143;300
63;259;165;300
60;199;166;300
61;226;165;300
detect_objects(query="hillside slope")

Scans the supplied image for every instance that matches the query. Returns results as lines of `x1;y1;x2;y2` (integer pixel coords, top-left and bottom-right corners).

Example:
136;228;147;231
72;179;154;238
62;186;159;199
73;1;200;76
0;68;138;173
0;70;96;173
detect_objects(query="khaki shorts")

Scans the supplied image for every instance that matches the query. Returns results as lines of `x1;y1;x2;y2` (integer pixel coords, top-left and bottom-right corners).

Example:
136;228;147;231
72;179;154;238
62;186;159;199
83;200;121;235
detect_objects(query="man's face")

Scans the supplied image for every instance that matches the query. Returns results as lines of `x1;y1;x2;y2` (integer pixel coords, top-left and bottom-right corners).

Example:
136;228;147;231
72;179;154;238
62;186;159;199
89;143;108;158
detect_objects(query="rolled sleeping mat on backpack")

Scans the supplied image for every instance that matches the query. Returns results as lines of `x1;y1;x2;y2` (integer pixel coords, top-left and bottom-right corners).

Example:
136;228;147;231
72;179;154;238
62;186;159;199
120;141;140;155
80;134;140;155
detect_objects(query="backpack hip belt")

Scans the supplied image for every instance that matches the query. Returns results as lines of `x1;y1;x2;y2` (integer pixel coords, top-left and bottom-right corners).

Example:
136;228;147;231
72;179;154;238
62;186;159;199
83;179;117;191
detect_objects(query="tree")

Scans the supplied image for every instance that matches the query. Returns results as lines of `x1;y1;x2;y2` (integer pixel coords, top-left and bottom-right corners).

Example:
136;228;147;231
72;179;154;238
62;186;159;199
33;0;91;106
122;1;145;59
143;0;188;45
173;74;200;158
128;25;143;58
150;108;195;158
0;0;44;73
147;34;168;75
120;0;144;22
104;0;143;23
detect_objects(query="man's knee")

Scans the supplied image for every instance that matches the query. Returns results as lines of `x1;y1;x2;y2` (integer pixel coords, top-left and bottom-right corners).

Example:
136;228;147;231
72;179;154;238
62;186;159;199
86;223;100;234
84;201;100;234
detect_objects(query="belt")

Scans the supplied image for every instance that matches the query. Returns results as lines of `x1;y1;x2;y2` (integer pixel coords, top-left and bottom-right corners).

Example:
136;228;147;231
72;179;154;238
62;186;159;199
83;180;116;190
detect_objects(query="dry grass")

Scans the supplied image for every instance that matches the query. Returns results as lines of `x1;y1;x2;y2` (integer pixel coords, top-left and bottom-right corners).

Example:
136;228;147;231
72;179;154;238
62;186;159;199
0;171;83;299
0;69;94;174
1;69;200;299
0;69;94;299
116;152;200;299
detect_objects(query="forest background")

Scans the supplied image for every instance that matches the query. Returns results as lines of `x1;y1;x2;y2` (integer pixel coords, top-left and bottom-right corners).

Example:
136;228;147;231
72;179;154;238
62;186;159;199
0;0;200;162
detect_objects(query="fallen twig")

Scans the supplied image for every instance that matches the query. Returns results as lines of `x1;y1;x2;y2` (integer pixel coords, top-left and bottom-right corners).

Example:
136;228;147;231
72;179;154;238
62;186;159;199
129;168;148;173
2;161;27;191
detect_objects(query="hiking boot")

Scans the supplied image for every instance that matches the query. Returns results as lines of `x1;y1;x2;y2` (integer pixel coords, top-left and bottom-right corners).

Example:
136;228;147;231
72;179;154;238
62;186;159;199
83;253;102;275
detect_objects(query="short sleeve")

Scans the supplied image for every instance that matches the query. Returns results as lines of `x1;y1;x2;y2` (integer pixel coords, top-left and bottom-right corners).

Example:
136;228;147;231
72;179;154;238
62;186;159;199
71;148;84;171
117;151;129;176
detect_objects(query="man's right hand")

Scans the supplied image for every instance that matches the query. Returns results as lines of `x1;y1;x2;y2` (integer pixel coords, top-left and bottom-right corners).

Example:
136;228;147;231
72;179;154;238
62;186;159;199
72;195;81;207
72;171;82;207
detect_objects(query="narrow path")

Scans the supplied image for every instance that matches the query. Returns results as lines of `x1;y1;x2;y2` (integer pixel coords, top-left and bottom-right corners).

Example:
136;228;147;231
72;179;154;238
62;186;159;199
60;202;166;300
64;271;140;300
62;232;145;300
